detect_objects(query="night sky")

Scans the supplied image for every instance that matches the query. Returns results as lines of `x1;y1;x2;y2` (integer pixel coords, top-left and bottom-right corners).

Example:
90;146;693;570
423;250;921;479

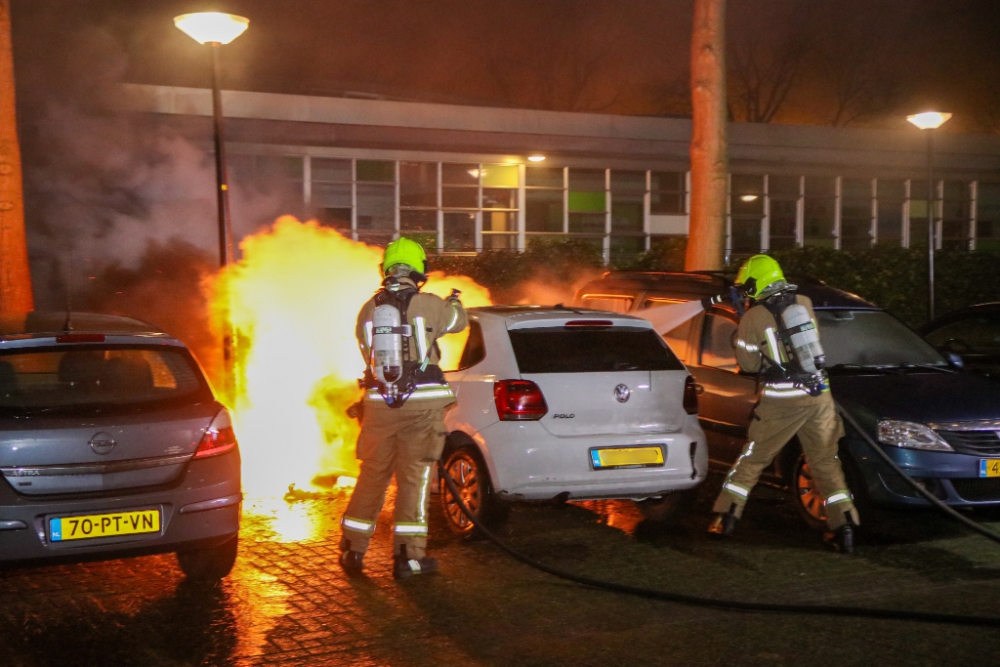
11;0;1000;128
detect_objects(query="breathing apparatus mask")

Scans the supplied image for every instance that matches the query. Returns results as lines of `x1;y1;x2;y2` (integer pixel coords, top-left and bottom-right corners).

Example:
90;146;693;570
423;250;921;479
382;262;428;290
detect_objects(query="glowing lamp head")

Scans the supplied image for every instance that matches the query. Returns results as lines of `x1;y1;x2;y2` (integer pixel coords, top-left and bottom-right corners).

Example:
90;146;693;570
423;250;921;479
527;155;546;162
174;12;249;45
906;111;952;130
739;194;759;202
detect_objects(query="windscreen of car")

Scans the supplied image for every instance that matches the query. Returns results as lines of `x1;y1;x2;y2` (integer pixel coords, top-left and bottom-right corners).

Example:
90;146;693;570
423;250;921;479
0;344;213;415
816;310;947;367
924;313;1000;353
508;326;684;373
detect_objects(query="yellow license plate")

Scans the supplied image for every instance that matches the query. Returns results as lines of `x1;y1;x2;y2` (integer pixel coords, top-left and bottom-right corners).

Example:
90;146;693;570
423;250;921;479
591;446;664;470
49;509;161;542
980;459;1000;478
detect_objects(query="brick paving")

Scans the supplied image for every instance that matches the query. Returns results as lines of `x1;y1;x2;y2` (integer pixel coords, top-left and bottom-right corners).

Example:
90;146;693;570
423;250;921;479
1;479;1000;666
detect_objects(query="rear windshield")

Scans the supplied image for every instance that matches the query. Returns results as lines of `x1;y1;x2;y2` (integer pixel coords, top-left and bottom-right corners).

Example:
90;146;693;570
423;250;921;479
509;326;684;374
0;344;213;415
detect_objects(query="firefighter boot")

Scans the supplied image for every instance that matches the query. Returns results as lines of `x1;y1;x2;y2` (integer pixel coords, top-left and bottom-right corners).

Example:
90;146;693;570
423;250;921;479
823;512;855;555
339;539;365;577
708;504;739;537
393;544;438;580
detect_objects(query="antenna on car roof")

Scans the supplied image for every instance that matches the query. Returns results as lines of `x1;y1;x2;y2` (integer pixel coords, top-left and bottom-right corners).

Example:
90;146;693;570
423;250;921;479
553;303;586;314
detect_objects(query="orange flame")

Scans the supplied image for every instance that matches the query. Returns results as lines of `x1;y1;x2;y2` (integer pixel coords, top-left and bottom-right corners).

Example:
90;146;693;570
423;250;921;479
207;216;492;500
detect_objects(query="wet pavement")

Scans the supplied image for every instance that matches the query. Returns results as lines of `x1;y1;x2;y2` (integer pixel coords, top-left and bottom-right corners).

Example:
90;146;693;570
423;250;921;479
2;476;1000;667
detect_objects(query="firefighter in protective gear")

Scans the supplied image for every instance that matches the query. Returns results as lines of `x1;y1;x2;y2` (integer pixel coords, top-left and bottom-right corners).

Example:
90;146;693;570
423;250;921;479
707;255;859;553
339;237;468;578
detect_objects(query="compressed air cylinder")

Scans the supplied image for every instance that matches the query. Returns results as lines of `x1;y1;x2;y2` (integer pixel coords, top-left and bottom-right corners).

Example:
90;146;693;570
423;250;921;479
372;303;403;384
781;303;826;373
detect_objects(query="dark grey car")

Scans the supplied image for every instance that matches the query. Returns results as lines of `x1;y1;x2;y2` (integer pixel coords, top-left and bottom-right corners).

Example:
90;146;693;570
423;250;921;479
576;272;1000;529
0;313;241;580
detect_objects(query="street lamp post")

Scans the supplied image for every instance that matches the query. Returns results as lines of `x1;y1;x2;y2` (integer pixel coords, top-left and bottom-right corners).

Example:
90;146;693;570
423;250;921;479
174;12;249;396
907;111;952;322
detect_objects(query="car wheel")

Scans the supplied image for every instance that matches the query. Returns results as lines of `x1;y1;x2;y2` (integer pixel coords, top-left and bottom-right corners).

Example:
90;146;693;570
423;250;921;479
176;536;239;581
793;453;878;532
439;447;507;536
634;488;696;523
792;453;828;531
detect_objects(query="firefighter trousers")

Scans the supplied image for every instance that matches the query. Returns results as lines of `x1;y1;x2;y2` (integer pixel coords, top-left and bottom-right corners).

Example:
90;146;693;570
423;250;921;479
712;392;859;530
340;402;447;559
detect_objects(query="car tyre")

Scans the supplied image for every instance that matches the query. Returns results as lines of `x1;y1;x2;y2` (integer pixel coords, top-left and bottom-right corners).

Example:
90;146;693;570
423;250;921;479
793;452;877;533
634;488;697;523
439;447;508;537
176;536;239;581
792;453;830;531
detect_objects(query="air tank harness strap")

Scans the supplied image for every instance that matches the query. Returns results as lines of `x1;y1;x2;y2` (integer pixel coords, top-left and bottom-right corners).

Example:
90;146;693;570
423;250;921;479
779;320;816;339
374;323;412;337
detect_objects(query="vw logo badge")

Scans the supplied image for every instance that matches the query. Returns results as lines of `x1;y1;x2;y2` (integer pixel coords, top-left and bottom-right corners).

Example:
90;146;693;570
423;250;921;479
614;384;631;403
89;432;116;456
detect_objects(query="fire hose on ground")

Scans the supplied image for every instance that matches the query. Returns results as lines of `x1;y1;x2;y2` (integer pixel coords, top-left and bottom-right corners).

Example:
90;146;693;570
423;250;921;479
436;404;1000;628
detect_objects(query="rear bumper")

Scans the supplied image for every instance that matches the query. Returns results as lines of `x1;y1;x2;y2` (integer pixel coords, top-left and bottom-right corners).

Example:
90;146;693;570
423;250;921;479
0;450;241;564
844;438;1000;507
478;415;707;501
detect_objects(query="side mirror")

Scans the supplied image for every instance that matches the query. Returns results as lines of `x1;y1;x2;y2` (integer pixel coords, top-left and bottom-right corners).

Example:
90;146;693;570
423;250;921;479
942;338;972;355
946;352;964;370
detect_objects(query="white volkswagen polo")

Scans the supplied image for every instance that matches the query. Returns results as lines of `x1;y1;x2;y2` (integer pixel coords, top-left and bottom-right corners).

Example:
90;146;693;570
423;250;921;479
439;306;707;534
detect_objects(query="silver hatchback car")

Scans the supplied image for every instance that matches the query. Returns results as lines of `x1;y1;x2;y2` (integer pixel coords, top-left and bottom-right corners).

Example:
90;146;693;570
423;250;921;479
0;313;241;580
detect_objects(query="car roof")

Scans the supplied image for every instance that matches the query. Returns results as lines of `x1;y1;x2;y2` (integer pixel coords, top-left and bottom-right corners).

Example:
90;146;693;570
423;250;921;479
578;271;878;310
0;312;172;341
470;305;651;327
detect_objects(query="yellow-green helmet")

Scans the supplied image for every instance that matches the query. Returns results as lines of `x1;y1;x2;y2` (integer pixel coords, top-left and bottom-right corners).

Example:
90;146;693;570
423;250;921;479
382;237;427;276
735;254;784;297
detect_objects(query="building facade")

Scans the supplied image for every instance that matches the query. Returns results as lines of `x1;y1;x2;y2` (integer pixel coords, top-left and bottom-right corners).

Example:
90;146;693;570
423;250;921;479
126;84;1000;263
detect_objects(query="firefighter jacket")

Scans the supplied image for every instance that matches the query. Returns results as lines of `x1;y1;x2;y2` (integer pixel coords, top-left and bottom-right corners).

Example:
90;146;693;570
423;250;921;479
734;294;825;403
356;279;468;410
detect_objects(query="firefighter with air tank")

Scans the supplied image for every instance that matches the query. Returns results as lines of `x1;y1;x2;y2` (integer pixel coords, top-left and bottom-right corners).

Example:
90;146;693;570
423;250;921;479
339;237;467;579
706;255;859;553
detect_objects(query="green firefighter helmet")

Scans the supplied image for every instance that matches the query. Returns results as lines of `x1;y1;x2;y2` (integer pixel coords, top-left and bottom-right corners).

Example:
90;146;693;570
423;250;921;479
735;254;785;297
382;237;427;276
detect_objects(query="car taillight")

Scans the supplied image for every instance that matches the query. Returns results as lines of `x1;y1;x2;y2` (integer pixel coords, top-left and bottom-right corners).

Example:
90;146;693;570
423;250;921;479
683;376;699;415
494;380;548;421
194;409;239;458
564;320;614;327
56;334;106;343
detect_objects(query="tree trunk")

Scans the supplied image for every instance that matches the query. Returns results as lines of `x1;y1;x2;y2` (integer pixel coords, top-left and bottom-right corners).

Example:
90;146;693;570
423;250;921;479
0;0;33;312
685;0;728;271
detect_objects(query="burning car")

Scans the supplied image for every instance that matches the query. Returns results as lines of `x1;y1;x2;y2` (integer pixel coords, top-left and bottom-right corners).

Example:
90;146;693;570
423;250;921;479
0;313;241;580
438;306;707;534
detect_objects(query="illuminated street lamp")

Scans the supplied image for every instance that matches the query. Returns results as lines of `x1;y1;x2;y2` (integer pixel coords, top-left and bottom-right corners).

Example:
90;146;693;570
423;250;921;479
907;111;952;321
174;12;249;395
